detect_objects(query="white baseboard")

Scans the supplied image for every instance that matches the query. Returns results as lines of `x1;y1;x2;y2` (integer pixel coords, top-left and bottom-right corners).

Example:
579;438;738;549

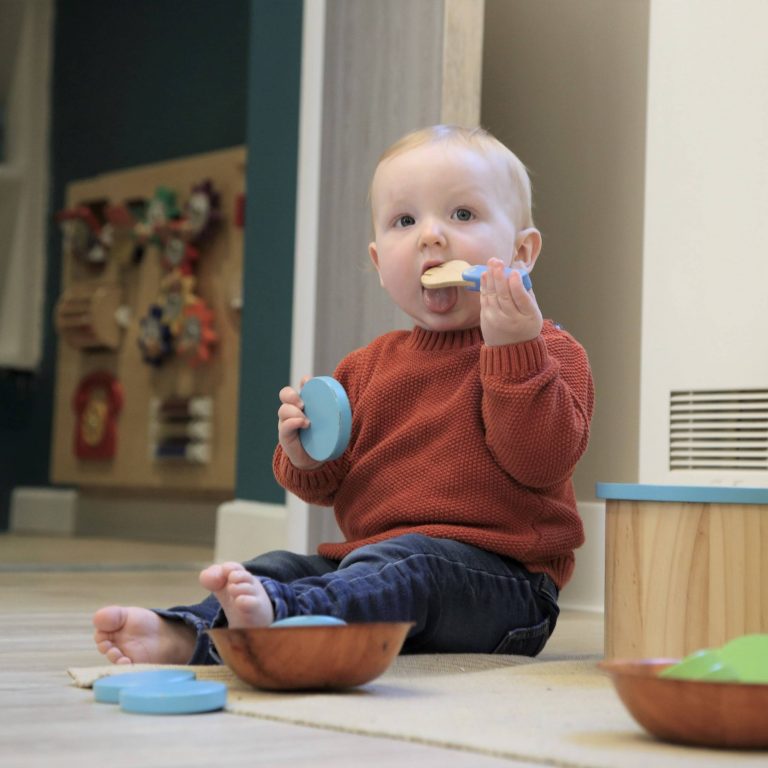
10;487;78;535
559;500;605;613
9;486;218;545
76;493;218;546
214;500;289;562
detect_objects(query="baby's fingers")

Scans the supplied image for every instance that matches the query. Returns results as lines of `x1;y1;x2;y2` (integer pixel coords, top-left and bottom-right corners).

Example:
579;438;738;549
481;259;514;308
278;402;309;429
279;385;304;408
507;270;535;314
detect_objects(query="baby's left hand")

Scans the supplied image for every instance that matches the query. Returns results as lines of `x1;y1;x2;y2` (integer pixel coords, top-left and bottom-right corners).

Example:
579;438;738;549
480;258;543;346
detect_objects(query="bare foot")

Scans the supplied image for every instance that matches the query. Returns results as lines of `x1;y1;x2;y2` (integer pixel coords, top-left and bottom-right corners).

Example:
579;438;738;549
92;605;196;665
199;561;274;628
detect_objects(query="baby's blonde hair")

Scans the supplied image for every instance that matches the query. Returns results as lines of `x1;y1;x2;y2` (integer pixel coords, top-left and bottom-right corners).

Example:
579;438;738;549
372;124;535;229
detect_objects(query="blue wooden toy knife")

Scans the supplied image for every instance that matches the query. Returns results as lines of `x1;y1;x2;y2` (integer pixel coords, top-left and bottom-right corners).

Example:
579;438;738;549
421;260;532;292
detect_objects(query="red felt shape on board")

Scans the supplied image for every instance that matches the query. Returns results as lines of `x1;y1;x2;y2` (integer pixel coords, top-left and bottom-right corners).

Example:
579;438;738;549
72;371;124;460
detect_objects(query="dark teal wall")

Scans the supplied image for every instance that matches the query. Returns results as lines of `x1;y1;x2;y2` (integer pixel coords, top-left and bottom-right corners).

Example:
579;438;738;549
236;0;302;503
51;0;250;182
0;0;302;527
0;0;251;528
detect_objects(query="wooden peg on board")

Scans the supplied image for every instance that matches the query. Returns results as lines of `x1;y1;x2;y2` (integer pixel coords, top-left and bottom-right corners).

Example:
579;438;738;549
55;282;123;350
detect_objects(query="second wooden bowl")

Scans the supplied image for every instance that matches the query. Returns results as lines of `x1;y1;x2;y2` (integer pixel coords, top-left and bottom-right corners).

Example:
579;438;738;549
208;621;412;691
599;658;768;748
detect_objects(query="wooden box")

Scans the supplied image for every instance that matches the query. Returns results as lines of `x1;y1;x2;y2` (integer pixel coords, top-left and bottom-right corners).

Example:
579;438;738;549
598;483;768;660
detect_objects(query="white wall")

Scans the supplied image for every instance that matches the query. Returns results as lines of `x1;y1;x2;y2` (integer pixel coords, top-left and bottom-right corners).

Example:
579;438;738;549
0;0;52;370
483;0;768;494
639;0;768;486
482;0;768;611
482;0;650;500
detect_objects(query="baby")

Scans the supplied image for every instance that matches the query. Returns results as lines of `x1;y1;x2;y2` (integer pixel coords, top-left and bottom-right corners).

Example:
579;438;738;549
93;124;594;664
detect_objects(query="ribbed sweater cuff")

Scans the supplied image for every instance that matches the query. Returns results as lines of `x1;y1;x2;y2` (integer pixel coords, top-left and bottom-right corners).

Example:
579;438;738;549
273;447;342;494
480;336;549;378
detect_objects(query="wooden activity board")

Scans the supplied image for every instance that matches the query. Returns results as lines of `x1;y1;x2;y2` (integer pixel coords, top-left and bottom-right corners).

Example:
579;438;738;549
50;147;246;495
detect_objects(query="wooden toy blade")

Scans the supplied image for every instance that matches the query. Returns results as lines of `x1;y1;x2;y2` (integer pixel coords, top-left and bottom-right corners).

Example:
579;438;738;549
420;260;472;288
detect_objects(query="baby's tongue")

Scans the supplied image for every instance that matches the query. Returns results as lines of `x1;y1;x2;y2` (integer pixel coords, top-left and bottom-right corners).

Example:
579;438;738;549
423;286;458;313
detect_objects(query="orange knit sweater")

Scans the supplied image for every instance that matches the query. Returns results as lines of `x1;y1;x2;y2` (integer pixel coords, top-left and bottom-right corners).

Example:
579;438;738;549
273;321;594;588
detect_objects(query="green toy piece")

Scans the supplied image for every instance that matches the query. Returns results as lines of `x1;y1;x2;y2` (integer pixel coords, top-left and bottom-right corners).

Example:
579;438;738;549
719;634;768;684
660;634;768;684
659;649;738;682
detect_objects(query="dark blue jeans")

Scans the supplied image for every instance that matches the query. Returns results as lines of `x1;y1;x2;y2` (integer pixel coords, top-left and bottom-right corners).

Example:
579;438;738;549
157;533;559;665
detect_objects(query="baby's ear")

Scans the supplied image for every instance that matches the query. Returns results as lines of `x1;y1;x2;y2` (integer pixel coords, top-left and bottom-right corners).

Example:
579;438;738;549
368;242;385;287
513;228;542;271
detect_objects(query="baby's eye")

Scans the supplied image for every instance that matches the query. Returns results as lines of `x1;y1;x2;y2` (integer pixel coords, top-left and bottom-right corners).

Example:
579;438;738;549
395;214;415;228
453;208;474;222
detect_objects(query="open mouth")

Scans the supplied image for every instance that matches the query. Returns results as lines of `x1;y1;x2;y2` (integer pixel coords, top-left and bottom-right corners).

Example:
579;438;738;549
420;261;467;313
420;260;471;287
421;285;459;313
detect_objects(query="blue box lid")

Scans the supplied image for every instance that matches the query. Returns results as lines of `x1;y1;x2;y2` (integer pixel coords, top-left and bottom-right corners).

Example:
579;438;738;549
596;482;768;505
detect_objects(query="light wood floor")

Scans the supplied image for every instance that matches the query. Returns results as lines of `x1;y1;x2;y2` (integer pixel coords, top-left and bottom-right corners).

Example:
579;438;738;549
0;533;604;767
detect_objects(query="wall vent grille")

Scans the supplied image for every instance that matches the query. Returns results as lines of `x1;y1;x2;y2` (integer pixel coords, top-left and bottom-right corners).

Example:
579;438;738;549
669;389;768;471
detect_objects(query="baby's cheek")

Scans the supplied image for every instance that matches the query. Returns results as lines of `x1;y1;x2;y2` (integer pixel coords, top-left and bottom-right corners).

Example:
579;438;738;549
464;295;482;322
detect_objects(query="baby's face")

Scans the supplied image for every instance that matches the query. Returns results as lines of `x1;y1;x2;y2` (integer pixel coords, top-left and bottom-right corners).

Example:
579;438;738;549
369;142;523;332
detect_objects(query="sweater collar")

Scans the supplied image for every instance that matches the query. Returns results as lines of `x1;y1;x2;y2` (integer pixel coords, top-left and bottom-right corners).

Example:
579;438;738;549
407;326;484;351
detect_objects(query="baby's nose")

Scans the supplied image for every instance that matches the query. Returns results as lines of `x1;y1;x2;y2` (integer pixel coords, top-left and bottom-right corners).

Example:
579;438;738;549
418;219;447;249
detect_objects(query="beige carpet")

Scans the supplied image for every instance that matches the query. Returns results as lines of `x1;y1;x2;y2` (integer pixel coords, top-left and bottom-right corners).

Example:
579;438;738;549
69;656;766;768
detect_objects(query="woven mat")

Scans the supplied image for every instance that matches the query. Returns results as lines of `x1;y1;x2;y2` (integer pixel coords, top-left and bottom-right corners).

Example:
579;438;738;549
68;656;766;767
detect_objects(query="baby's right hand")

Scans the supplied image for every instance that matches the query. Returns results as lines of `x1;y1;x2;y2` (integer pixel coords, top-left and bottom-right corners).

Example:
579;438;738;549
277;380;324;470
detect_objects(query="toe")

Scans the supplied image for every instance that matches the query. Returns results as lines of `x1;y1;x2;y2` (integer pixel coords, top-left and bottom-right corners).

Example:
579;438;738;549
233;594;260;611
199;564;226;592
200;562;247;592
221;562;247;580
92;605;125;633
227;581;255;598
105;646;127;664
226;568;253;585
95;638;113;655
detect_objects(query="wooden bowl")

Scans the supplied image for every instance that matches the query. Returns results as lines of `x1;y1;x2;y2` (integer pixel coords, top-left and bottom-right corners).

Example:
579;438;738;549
208;621;412;691
599;658;768;748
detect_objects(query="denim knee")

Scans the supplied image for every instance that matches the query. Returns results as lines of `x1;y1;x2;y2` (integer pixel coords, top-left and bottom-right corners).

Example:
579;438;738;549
241;549;336;582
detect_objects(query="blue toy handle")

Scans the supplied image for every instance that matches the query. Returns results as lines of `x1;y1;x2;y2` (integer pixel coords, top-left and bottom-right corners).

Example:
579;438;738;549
461;265;532;292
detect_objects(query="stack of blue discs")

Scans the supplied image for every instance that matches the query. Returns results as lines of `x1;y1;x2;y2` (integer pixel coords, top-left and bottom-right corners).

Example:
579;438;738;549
93;669;227;715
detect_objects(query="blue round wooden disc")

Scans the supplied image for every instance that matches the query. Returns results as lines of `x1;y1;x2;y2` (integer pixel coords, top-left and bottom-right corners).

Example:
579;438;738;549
271;615;347;628
93;669;196;704
299;376;352;462
119;680;227;715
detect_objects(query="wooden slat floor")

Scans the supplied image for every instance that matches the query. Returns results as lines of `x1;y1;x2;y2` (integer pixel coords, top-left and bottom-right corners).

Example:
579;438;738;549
0;533;603;767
